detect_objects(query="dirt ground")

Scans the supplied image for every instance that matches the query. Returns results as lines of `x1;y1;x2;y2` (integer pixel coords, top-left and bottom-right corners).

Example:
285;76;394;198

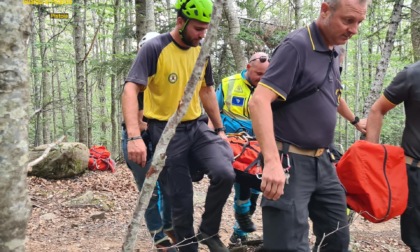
26;164;410;252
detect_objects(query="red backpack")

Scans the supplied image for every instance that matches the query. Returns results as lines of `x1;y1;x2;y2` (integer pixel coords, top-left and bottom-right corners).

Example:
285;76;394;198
336;140;408;223
88;145;116;173
228;133;262;190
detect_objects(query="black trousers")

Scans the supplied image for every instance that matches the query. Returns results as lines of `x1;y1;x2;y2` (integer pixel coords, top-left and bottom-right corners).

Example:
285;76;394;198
148;117;235;252
401;164;420;252
261;151;349;252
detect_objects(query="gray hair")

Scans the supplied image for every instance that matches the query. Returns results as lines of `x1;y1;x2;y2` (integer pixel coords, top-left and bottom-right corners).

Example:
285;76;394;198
324;0;372;10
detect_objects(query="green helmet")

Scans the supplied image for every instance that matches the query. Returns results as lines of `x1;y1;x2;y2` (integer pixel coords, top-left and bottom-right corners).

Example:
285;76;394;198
174;0;213;23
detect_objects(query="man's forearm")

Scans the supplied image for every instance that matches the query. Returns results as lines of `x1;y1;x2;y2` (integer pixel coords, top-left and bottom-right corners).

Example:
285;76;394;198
200;86;223;128
122;82;142;137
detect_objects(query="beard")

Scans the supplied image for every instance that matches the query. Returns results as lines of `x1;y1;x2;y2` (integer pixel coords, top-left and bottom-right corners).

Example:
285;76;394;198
181;30;200;47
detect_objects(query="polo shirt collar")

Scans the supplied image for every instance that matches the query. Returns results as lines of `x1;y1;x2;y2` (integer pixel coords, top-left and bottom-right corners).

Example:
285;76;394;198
307;22;334;54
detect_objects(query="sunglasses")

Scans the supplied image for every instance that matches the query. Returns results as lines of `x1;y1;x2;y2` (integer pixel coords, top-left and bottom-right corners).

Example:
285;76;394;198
249;56;270;63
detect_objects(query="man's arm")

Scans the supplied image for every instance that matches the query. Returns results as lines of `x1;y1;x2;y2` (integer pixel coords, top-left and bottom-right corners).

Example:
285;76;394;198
337;97;366;134
249;85;285;200
365;95;396;143
200;86;227;139
121;82;147;166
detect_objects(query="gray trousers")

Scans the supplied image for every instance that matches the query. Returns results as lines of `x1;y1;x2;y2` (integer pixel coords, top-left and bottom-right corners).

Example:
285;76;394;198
261;151;349;252
148;116;235;252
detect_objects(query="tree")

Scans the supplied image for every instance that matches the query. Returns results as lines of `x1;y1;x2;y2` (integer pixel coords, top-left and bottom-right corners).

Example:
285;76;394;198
73;0;88;144
362;0;404;117
412;0;420;61
38;6;52;144
0;1;32;251
223;0;247;71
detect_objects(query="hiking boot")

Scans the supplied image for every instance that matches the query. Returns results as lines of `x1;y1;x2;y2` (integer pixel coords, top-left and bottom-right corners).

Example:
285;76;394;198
155;239;177;252
197;231;229;252
235;212;256;232
229;232;247;245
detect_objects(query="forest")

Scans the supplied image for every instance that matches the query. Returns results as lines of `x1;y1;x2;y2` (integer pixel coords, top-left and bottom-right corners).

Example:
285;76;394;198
24;0;420;156
0;0;419;251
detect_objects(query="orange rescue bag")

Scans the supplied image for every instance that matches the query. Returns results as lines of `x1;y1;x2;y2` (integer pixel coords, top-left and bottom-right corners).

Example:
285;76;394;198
336;140;408;223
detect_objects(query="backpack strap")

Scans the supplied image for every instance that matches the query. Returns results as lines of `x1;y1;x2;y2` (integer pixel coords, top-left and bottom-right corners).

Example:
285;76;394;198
244;153;263;173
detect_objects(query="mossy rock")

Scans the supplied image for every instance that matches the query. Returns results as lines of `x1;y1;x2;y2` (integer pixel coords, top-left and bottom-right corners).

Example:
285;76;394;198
28;142;89;179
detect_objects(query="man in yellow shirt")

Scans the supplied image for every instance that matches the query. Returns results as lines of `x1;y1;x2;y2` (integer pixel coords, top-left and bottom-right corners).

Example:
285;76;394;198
122;0;235;251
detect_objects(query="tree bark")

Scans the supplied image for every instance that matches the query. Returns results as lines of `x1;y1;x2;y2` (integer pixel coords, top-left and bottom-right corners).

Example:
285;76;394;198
362;0;404;117
135;0;146;43
0;2;32;251
30;8;42;147
223;0;247;71
412;0;420;61
73;0;88;145
294;0;303;28
145;0;156;31
121;0;225;250
111;0;121;155
38;6;51;144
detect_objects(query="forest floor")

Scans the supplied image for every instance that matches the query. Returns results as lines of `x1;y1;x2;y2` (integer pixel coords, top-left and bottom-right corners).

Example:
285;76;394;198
26;164;410;252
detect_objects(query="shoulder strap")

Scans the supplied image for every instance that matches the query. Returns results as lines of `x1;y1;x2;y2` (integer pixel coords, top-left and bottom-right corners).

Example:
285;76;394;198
272;53;334;109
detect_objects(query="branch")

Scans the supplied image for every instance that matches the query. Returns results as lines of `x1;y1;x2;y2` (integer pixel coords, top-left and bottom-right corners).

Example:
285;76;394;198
27;135;66;172
316;221;352;252
82;17;103;63
121;0;225;251
402;4;420;15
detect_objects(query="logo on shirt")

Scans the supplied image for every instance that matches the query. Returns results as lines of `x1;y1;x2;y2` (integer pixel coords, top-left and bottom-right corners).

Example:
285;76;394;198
336;89;342;104
234;85;244;93
168;73;178;84
232;96;245;106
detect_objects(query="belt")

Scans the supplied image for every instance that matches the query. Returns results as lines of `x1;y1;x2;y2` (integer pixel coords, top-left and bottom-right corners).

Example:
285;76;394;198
406;156;420;168
146;118;198;125
276;141;325;157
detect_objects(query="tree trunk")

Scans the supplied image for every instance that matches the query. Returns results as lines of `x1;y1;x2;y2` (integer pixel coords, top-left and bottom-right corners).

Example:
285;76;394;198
0;2;32;251
362;0;404;117
145;0;156;31
135;0;146;42
122;0;225;250
111;0;121;154
84;0;92;147
30;8;42;147
294;0;303;28
223;0;247;71
73;0;88;144
38;6;51;144
412;0;420;61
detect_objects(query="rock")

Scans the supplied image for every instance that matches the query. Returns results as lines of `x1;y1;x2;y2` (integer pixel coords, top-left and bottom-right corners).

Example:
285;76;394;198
63;191;112;211
40;213;57;221
90;212;106;221
28;142;89;179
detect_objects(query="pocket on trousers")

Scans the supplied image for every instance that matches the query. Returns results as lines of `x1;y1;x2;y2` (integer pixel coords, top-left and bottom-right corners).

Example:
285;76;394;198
261;196;294;211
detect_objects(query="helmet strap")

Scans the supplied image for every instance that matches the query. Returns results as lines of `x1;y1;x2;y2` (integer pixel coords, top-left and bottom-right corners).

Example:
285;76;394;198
178;18;193;46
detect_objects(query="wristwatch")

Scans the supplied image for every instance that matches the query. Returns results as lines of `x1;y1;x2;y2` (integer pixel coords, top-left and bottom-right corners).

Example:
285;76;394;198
351;116;360;125
214;127;226;134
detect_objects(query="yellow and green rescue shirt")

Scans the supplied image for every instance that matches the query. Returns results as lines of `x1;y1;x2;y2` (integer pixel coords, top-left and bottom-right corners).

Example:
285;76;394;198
125;33;213;121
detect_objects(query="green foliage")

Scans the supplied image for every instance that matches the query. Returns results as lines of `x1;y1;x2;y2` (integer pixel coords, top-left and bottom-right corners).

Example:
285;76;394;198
27;0;417;149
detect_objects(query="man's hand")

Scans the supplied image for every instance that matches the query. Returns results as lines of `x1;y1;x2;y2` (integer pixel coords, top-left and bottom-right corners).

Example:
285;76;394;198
127;139;147;167
355;118;367;134
217;130;228;141
260;159;285;200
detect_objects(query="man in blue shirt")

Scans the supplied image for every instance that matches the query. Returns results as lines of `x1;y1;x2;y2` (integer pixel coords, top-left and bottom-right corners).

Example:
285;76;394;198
214;52;270;244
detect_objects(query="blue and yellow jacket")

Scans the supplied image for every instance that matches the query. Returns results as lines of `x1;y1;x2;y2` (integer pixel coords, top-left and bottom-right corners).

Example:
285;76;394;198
216;70;254;135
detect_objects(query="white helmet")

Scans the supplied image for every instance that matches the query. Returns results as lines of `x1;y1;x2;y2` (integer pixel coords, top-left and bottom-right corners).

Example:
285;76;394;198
138;32;160;49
